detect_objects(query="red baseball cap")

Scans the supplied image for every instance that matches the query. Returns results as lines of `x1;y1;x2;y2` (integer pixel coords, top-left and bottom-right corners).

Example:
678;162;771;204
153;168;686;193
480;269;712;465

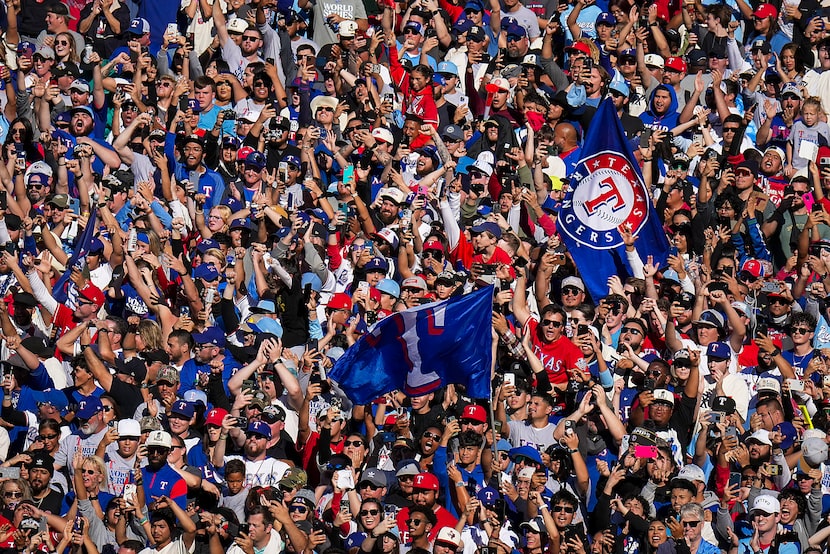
566;41;591;56
423;239;444;251
205;407;228;427
413;473;439;491
328;293;353;311
237;146;255;161
664;57;687;73
462;404;487;423
753;3;777;19
79;282;105;308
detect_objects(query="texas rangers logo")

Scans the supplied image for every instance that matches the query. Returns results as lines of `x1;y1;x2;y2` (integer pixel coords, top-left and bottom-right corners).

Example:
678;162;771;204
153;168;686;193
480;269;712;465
559;151;649;249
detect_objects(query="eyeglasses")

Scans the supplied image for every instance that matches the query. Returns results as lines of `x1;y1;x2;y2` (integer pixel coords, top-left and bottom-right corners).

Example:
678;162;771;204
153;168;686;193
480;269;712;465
289;505;308;513
552;505;575;513
621;327;643;335
423;431;441;440
791;327;812;335
360;509;380;516
3;492;22;498
541;319;563;328
722;127;739;133
10;128;24;134
242;35;260;42
343;440;364;447
562;286;582;296
37;434;58;440
406;519;425;526
681;521;701;528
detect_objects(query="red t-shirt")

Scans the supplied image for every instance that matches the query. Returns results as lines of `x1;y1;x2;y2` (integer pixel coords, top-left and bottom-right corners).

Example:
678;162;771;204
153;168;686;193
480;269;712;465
526;318;586;385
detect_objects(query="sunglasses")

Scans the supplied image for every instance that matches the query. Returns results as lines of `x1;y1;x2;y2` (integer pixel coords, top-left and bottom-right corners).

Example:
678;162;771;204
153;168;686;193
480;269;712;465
552;505;575;513
621;327;643;335
343;440;364;447
681;521;701;528
3;492;22;498
242;35;260;42
423;431;441;440
37;434;59;440
289;505;308;513
406;519;425;526
722;127;739;133
317;106;334;112
541;319;564;328
770;298;789;305
791;327;812;334
360;509;380;516
404;28;420;35
562;286;581;296
81;469;97;475
506;34;523;42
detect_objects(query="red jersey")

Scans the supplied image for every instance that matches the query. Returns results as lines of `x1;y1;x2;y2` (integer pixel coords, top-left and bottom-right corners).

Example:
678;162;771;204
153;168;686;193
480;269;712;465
396;505;458;544
526;318;586;385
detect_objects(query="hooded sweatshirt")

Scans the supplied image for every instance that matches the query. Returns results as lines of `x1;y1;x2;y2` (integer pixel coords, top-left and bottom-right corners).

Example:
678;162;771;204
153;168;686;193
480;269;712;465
639;84;680;132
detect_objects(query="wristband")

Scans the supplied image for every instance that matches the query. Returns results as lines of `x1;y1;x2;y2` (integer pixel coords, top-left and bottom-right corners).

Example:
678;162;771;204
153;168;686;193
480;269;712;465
455;481;465;487
89;495;98;500
138;516;149;525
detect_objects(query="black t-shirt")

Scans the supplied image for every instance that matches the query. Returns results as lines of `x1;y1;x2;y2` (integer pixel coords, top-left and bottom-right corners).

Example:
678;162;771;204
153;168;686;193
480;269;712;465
107;378;143;418
32;488;63;515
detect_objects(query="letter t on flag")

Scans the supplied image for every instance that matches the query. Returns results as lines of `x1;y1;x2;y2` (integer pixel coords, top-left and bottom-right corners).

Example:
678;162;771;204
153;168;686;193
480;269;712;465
556;99;670;301
328;286;494;405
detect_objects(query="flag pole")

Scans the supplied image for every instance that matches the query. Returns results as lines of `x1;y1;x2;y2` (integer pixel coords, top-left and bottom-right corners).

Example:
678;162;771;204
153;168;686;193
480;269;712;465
488;284;500;483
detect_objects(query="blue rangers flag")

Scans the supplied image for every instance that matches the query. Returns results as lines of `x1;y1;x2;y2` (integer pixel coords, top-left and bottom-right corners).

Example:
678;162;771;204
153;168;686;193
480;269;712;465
558;99;670;301
328;286;493;404
52;206;98;304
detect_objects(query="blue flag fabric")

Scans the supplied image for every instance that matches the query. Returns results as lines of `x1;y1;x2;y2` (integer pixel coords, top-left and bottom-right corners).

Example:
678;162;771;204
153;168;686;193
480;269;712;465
52;207;98;304
814;315;830;349
328;286;494;404
558;99;670;301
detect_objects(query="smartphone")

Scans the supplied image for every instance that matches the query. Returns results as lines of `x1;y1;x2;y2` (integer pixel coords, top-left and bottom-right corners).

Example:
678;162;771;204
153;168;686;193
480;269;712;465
68;197;80;215
38;516;47;534
278;161;288;182
728;472;742;489
384;504;397;518
823;374;830;387
766;463;782;476
788;379;805;392
123;483;136;505
641;128;653;145
583;57;593;71
710;411;722;425
357;281;369;295
266;57;275;65
503;373;515;387
166;23;179;36
72;516;84;534
335;470;355;490
0;467;20;479
577;324;589;336
669;246;679;257
242;379;257;392
235;416;249;428
634;445;658;458
180;305;190;318
342;164;355;184
494;420;502;433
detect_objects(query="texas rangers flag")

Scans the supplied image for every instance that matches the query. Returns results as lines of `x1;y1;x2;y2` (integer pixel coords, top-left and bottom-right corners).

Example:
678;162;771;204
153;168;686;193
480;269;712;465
52;206;98;304
328;286;493;404
558;100;670;300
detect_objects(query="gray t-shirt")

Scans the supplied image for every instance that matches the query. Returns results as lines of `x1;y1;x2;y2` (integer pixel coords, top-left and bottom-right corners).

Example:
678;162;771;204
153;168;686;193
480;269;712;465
507;421;556;451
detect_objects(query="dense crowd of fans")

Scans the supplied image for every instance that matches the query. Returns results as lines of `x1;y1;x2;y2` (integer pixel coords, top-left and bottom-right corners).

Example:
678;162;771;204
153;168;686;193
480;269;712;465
1;0;830;553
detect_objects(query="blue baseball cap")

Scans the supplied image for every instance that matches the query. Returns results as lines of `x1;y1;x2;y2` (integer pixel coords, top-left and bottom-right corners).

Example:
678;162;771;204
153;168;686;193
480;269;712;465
509;446;543;465
596;12;617;26
88;237;105;253
706;341;730;360
376;278;400;298
249;317;283;337
283;154;301;167
365;257;389;273
187;99;201;113
453;18;474;33
193;263;220;281
171;400;195;419
76;396;103;419
247;420;272;438
301;272;323;293
437;61;459;77
477;487;501;507
772;422;798;450
196;238;220;253
230;218;252;231
251;299;277;314
470;221;502;239
504;23;527;38
128;18;150;35
245;151;267;170
464;0;484;11
308;207;330;225
192;326;226;347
